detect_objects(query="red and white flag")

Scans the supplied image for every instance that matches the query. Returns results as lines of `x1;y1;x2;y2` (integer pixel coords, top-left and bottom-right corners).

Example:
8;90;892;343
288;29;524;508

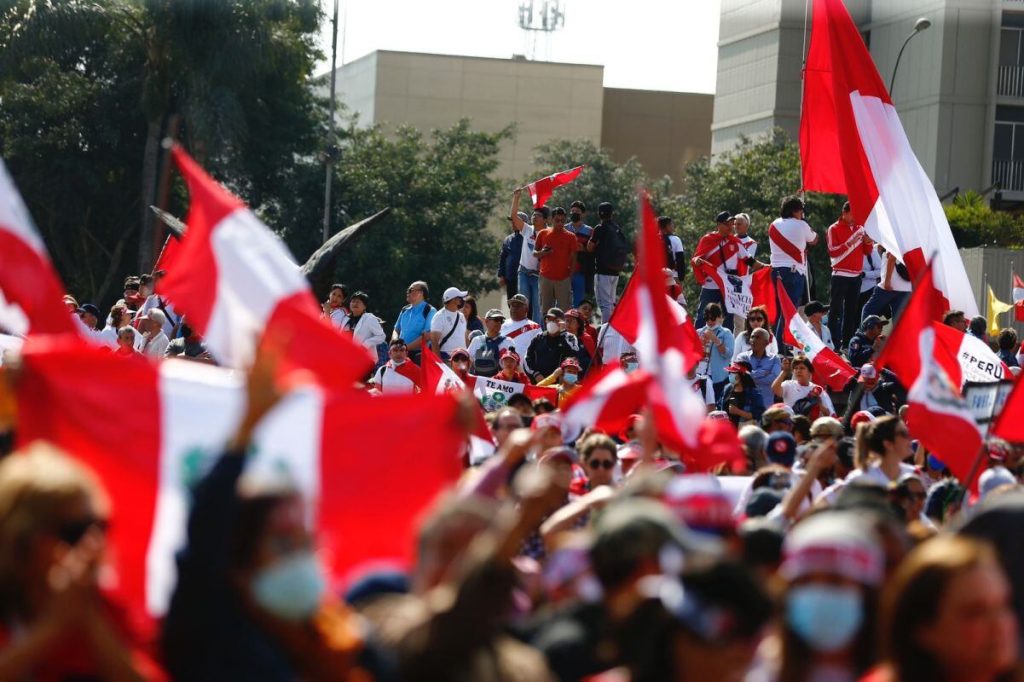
527;165;584;209
778;283;856;391
799;0;976;316
905;326;983;483
15;338;465;616
610;272;703;371
158;146;373;386
1014;273;1024;322
876;266;1008;389
471;374;558;412
750;268;779;326
562;364;652;438
620;194;742;469
0;159;77;336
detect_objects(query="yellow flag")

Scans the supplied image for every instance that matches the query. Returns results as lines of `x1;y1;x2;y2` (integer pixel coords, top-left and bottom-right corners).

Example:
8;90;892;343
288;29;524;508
988;284;1013;337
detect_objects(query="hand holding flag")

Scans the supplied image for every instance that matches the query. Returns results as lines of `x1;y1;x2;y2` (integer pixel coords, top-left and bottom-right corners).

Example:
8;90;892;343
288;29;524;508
526;165;584;209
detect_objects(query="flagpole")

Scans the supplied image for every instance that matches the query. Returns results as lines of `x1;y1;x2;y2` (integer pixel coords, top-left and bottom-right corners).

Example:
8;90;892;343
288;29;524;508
959;441;990;506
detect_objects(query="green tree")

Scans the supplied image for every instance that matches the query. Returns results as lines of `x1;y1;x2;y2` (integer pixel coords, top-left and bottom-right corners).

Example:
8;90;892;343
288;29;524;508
945;191;1024;248
659;129;846;304
275;119;513;319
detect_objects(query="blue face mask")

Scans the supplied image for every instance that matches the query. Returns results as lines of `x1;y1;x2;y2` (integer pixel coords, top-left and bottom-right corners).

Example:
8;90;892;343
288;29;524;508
786;584;863;652
251;551;326;622
563;372;578;385
625;361;639;373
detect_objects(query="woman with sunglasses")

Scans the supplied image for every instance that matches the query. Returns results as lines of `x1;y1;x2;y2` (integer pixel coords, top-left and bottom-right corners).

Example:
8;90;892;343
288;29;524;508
579;434;618;490
733;305;778;361
846;415;916;488
0;442;165;680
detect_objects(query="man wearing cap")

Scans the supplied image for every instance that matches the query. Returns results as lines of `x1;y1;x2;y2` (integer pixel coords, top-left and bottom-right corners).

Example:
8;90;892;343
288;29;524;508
466;309;513;378
500;294;542;374
762;405;795;435
803;300;834;350
510;188;545;323
393;280;436;362
695;302;735;402
497;216;522;301
370;339;421;394
586;202;630;322
769;196;819;338
691;210;754;331
526;307;579;383
535;206;579;313
827;201;871;350
141;308;170;358
841;362;905;420
430;287;469;361
537;357;584;408
847;315;885;369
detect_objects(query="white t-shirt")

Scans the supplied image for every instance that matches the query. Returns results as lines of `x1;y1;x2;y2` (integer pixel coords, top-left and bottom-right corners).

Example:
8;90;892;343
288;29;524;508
500;318;542;372
519;223;539;271
733;331;779;361
846;461;917;487
861;251;882;293
780;379;836;417
430;308;468;356
769;217;816;274
144;332;170;358
371;362;417;394
666;234;685;278
883;252;912;292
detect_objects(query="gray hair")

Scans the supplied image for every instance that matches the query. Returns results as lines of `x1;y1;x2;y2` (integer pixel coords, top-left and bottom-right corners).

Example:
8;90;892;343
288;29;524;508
734;212;751;226
750;327;770;341
738;425;769;459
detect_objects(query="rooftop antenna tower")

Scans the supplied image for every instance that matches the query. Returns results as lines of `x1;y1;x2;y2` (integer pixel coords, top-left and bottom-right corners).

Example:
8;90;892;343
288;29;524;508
517;0;565;61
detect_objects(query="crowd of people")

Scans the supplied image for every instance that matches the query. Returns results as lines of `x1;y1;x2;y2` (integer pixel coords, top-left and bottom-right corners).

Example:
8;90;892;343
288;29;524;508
3;186;1024;681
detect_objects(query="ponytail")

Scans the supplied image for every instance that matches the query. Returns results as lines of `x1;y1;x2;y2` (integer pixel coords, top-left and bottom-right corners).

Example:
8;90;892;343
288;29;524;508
855;415;901;470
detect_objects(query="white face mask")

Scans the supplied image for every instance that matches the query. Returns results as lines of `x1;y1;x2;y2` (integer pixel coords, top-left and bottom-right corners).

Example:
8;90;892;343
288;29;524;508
546;321;561;335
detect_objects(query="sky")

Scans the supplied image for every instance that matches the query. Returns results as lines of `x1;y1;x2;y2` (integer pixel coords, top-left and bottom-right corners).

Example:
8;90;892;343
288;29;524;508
316;0;721;94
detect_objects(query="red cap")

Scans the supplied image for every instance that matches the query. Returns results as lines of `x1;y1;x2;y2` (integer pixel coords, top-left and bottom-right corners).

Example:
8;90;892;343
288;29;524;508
560;357;581;371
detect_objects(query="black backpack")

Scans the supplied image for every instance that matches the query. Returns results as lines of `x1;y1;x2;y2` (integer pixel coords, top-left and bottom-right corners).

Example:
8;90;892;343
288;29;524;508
473;335;505;377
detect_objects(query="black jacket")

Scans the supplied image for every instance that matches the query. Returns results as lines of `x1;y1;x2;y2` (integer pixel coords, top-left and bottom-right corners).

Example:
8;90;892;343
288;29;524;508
526;331;579;379
847;331;876;368
498;231;523;281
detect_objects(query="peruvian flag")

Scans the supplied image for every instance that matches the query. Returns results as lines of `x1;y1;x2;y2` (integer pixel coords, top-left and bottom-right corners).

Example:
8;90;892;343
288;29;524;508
618;194;742;468
562;364;652;438
778;283;856;391
799;0;977;316
527;165;584;209
610;272;703;370
15;337;465;616
1014;273;1024;322
158;146;373;386
154;234;184;274
876;266;1008;388
0;158;77;336
905;326;983;484
472;374;558;412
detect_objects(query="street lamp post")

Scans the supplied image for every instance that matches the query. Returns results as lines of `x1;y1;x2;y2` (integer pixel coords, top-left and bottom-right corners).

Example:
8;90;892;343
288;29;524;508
889;17;931;95
322;0;340;243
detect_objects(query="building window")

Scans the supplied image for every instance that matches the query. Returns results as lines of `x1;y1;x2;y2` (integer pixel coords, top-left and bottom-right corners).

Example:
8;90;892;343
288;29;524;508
998;27;1024;97
993;107;1024;191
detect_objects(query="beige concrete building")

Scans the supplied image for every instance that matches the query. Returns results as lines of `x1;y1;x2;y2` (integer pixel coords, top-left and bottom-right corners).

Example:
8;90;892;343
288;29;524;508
328;50;713;186
712;0;1024;204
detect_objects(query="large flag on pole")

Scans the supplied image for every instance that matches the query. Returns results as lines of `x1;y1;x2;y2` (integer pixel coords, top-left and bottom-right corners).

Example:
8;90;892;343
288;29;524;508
526;165;584;209
158;146;373;387
609;272;703;370
799;0;977;316
0;159;77;336
14;337;465;616
777;282;856;391
562;364;651;438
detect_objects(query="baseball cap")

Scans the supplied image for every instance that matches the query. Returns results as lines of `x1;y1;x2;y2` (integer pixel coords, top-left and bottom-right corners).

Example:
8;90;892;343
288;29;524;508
745;488;785;518
545;307;565;319
804;301;829;316
849;410;877;432
598;201;614;215
761;406;794;428
726;361;751;375
531;412;563;433
508;293;529;306
810;416;844;439
484;308;505;320
715;211;733;224
499;347;520;362
442;287;468;303
450;348;470;361
861;315;884;330
564;308;584;321
766;432;797;467
560;357;581;371
780;512;885;587
663;475;735;538
77;303;101;318
858;363;878;383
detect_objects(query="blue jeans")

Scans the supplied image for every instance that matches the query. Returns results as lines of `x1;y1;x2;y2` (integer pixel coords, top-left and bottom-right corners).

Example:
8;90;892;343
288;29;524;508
518;268;542;324
571;272;587;308
694;288;732;332
862;287;909;322
595;274;619;323
772;267;806;343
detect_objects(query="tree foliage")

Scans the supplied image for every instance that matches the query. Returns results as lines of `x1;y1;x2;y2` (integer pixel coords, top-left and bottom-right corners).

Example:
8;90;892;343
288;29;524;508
275;120;513;319
945;191;1024;249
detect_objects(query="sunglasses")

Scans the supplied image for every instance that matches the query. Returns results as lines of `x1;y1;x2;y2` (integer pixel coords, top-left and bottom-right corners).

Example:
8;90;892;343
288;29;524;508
748;316;765;322
587;459;615;470
55;516;108;546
